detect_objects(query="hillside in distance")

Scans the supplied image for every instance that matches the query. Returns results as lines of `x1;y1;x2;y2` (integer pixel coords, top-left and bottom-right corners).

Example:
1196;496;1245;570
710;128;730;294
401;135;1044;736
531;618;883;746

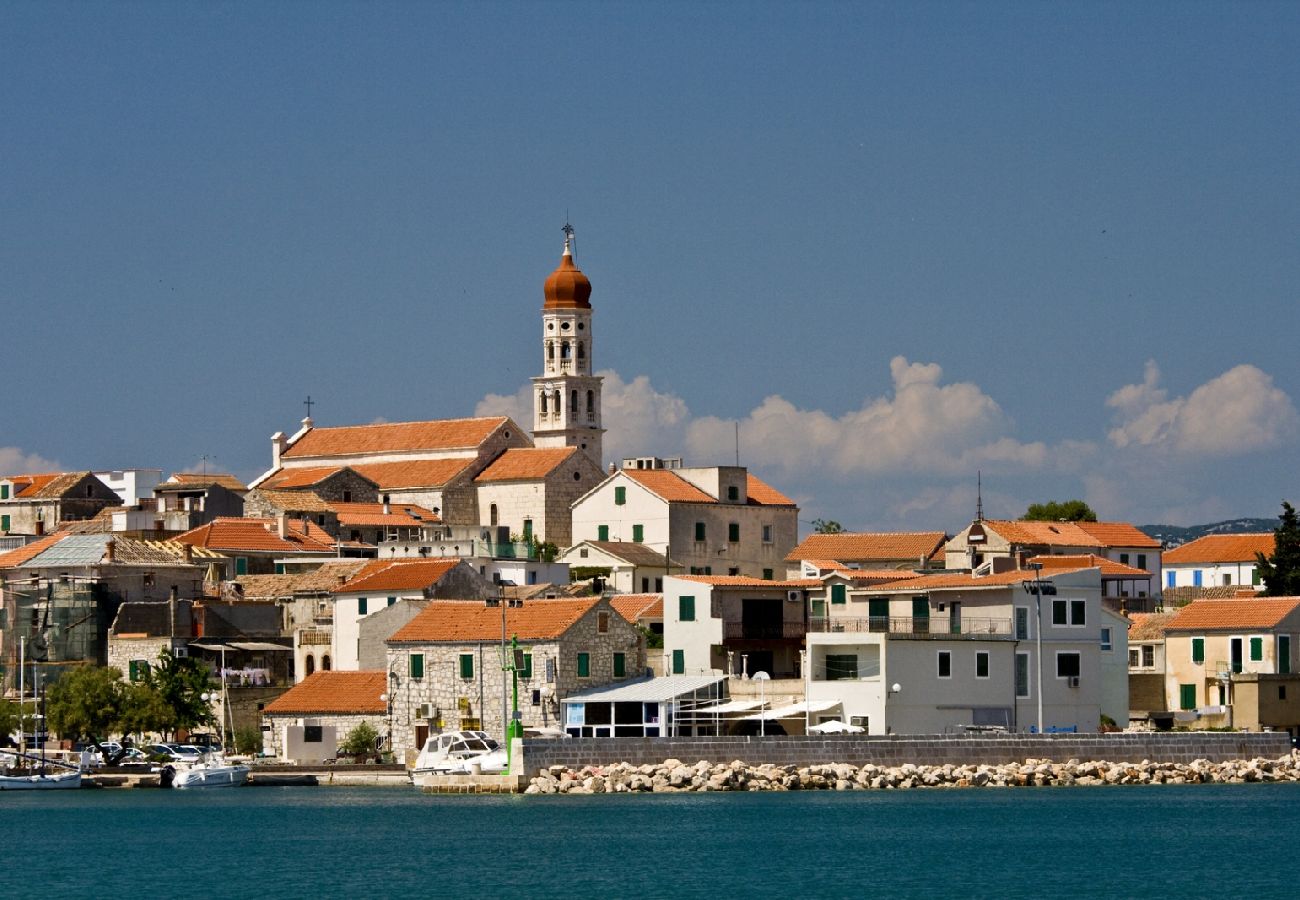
1139;518;1277;548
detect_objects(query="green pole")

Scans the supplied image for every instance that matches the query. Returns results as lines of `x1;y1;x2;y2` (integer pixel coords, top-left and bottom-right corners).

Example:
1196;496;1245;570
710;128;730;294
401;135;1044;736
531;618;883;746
507;634;524;770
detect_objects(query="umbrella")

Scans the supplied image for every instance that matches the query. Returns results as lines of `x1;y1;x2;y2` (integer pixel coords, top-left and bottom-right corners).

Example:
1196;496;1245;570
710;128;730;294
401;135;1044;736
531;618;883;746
807;719;864;734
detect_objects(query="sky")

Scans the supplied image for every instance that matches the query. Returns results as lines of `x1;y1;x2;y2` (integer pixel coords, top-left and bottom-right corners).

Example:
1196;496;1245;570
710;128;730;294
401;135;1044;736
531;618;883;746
2;1;1298;534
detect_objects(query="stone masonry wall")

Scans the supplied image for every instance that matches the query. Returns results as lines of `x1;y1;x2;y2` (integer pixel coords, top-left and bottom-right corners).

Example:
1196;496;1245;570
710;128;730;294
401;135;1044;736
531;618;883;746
517;732;1293;777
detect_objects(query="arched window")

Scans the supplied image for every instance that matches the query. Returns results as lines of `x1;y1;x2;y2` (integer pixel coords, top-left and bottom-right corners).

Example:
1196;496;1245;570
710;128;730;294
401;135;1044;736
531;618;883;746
539;391;548;414
547;341;554;360
553;390;561;415
490;503;499;526
305;654;315;676
577;341;585;359
322;655;332;671
570;390;579;413
586;390;594;415
561;341;570;359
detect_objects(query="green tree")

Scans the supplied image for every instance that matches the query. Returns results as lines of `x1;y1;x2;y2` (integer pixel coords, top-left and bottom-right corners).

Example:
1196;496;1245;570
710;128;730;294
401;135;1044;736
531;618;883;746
1022;500;1097;522
144;649;215;738
0;697;29;747
812;519;844;534
338;721;380;757
118;680;174;740
45;665;124;754
1256;501;1300;597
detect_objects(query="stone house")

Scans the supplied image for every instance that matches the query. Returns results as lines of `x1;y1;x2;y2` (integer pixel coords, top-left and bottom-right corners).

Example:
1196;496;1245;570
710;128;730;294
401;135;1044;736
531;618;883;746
262;670;388;761
383;596;644;756
1127;610;1176;720
107;594;195;682
0;471;121;536
242;488;339;531
473;446;604;550
330;501;442;548
151;479;246;532
255;465;380;505
785;531;947;579
559;540;676;594
173;516;338;575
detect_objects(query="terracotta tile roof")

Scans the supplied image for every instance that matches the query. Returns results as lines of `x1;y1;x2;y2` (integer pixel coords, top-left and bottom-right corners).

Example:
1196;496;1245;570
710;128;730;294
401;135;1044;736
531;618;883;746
232;561;371;599
0;533;69;569
609;593;663;622
284;417;510;458
622;469;717;503
786;532;948;564
1163;585;1261;606
329;502;440;527
259;466;356;490
674;576;822;589
1;472;65;498
983;520;1104;548
577;541;671;567
174;518;337;554
746;475;796;507
1073;521;1162;549
1166;597;1300;631
263;671;388;715
353;458;478;490
474;447;581;483
841;569;920;583
249;489;334;513
389;598;600;643
1032;554;1153;578
876;567;1088;592
162;473;248;492
1128;611;1179;642
332;558;462;594
1163;533;1274;565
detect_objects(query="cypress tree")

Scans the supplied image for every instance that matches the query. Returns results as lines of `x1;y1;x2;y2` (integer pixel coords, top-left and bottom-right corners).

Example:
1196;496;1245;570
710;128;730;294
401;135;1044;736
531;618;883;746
1256;501;1300;596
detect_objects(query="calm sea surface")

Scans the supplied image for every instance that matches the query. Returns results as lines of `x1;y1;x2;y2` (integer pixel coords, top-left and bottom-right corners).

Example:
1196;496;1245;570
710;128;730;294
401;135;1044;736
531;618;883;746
4;784;1297;898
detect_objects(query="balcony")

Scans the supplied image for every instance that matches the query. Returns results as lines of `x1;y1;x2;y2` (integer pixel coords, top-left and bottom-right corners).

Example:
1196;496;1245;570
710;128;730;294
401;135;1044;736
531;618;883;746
808;615;1014;640
722;621;806;641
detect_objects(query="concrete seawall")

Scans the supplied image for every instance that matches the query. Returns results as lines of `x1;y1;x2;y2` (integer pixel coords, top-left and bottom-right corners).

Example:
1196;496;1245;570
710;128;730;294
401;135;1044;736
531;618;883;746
518;732;1293;777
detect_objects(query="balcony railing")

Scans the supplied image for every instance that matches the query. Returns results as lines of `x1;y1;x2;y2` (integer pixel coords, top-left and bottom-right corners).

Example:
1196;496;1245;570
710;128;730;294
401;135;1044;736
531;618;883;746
723;621;807;641
808;615;1014;640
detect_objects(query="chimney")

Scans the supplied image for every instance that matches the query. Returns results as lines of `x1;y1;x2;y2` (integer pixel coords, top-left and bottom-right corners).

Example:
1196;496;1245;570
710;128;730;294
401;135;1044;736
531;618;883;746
182;543;193;564
271;431;287;469
608;462;617;475
277;513;288;540
105;538;116;562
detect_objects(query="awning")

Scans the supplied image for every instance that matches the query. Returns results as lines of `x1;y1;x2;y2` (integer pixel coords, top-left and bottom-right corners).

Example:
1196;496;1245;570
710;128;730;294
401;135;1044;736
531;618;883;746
190;641;291;652
740;699;842;721
694;699;764;713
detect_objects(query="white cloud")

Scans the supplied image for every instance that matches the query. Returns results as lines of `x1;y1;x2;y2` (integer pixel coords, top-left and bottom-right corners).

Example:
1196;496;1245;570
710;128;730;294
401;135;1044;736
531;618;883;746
0;446;61;475
1107;361;1298;455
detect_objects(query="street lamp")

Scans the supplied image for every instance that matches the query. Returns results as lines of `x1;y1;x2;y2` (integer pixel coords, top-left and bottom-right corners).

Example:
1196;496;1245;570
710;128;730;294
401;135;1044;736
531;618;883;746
1021;563;1056;734
752;671;770;737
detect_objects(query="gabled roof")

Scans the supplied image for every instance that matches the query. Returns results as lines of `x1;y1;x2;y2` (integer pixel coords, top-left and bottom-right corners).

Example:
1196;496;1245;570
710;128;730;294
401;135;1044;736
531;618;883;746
1128;611;1178;642
0;532;69;569
746;475;796;507
786;531;947;564
874;567;1088;592
1;471;95;500
474;447;581;483
248;489;334;513
232;561;371;599
332;558;462;594
389;598;601;643
174;518;336;554
1166;598;1300;632
673;576;821;589
1073;521;1162;549
259;466;372;490
622;469;716;503
263;671;387;715
573;540;672;568
160;473;248;493
1163;533;1274;565
284;416;511;458
1032;554;1152;578
329;501;440;527
980;520;1105;548
9;534;224;569
609;593;663;622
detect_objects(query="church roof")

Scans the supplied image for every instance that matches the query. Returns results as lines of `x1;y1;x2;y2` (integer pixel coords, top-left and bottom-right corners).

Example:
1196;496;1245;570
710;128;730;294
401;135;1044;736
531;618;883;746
283;416;512;459
474;447;582;482
543;239;592;310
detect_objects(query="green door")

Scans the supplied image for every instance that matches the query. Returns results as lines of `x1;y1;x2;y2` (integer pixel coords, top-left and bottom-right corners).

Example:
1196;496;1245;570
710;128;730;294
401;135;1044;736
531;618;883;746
869;598;889;632
912;597;930;634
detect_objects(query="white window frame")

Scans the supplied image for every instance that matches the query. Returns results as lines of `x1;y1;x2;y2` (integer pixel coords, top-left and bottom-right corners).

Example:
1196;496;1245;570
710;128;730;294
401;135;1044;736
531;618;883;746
937;650;952;680
1100;627;1112;652
1055;651;1082;680
1051;597;1087;628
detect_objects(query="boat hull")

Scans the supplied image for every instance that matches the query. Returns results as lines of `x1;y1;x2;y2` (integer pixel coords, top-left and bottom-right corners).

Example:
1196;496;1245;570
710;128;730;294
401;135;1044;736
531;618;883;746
0;771;83;790
171;764;250;789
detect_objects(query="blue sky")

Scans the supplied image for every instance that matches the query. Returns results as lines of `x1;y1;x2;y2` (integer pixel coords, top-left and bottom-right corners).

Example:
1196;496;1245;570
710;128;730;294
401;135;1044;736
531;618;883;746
2;1;1297;532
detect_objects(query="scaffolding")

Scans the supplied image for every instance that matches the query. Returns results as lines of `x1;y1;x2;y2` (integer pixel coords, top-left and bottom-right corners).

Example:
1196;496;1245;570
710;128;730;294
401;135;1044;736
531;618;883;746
1;580;105;694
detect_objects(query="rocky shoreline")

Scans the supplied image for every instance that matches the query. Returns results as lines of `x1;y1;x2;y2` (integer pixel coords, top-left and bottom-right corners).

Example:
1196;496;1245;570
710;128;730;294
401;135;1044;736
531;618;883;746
524;753;1300;794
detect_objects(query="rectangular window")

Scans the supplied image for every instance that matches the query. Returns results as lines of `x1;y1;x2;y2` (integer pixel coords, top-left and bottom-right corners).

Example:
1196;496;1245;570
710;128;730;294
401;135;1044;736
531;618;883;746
825;654;858;681
1056;652;1081;679
459;654;474;680
632;524;644;543
358;597;368;615
679;595;695;621
1100;627;1112;651
762;568;773;580
1192;637;1204;664
762;524;773;543
388;596;396;607
235;557;248;576
1129;648;1140;668
128;659;148;682
0;484;8;499
831;584;847;605
0;514;8;532
1119;553;1130;565
1137;554;1147;570
976;652;989;678
1015;653;1030;698
1015;607;1029;640
672;649;685;675
695;521;706;541
614;486;626;505
937;651;951;679
1071;599;1086;626
1193;570;1203;587
1179;683;1197;711
577;653;590;678
1167;571;1176;588
1280;635;1291;675
520;652;533;679
613;652;626;678
869;597;890;629
597;524;609;541
1142;645;1154;667
409;653;424;679
728;522;740;542
1052;599;1067;626
727;485;739;501
597;612;609;633
1250;637;1263;662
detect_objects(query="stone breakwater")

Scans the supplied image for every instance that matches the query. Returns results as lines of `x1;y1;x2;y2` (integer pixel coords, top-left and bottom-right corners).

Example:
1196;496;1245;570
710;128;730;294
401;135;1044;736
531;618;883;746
524;754;1300;794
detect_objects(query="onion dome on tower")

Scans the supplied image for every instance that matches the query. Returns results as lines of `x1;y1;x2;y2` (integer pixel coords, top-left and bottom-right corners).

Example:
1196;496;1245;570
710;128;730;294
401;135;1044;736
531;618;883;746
543;224;592;310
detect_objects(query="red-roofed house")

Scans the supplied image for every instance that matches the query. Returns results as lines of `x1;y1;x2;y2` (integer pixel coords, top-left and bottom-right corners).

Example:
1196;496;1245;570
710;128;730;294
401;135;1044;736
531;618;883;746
0;471;120;536
174;517;338;575
785;531;947;578
383;596;643;754
262;670;389;761
1162;533;1273;593
1162;597;1300;733
570;462;798;580
473;446;604;549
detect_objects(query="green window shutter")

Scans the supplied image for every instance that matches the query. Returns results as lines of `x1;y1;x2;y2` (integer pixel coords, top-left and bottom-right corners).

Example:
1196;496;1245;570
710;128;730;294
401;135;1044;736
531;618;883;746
614;486;626;505
459;654;474;679
598;525;609;541
869;598;889;620
577;652;590;677
831;584;846;605
1191;638;1204;664
1253;569;1262;586
0;484;8;499
521;653;533;679
358;598;368;615
235;557;248;576
1280;636;1291;675
632;524;644;543
704;566;712;575
728;522;740;542
388;596;396;607
274;563;285;575
672;649;685;675
762;568;773;581
128;660;139;682
1251;637;1263;662
679;595;695;621
1180;684;1196;711
410;653;424;679
1;515;9;532
613;652;626;677
522;519;533;541
912;598;929;619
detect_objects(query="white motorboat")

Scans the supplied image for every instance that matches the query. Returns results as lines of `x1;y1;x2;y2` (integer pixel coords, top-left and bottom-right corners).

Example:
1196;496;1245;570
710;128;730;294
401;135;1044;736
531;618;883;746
411;731;508;780
165;756;250;789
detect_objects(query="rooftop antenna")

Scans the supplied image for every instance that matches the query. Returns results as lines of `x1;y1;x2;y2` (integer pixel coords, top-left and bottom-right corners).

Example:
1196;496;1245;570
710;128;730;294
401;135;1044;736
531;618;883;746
735;421;740;467
976;470;984;521
201;455;211;476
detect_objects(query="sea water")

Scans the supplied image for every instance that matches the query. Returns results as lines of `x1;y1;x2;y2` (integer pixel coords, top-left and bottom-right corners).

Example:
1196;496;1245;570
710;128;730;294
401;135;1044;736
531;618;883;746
3;784;1296;898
